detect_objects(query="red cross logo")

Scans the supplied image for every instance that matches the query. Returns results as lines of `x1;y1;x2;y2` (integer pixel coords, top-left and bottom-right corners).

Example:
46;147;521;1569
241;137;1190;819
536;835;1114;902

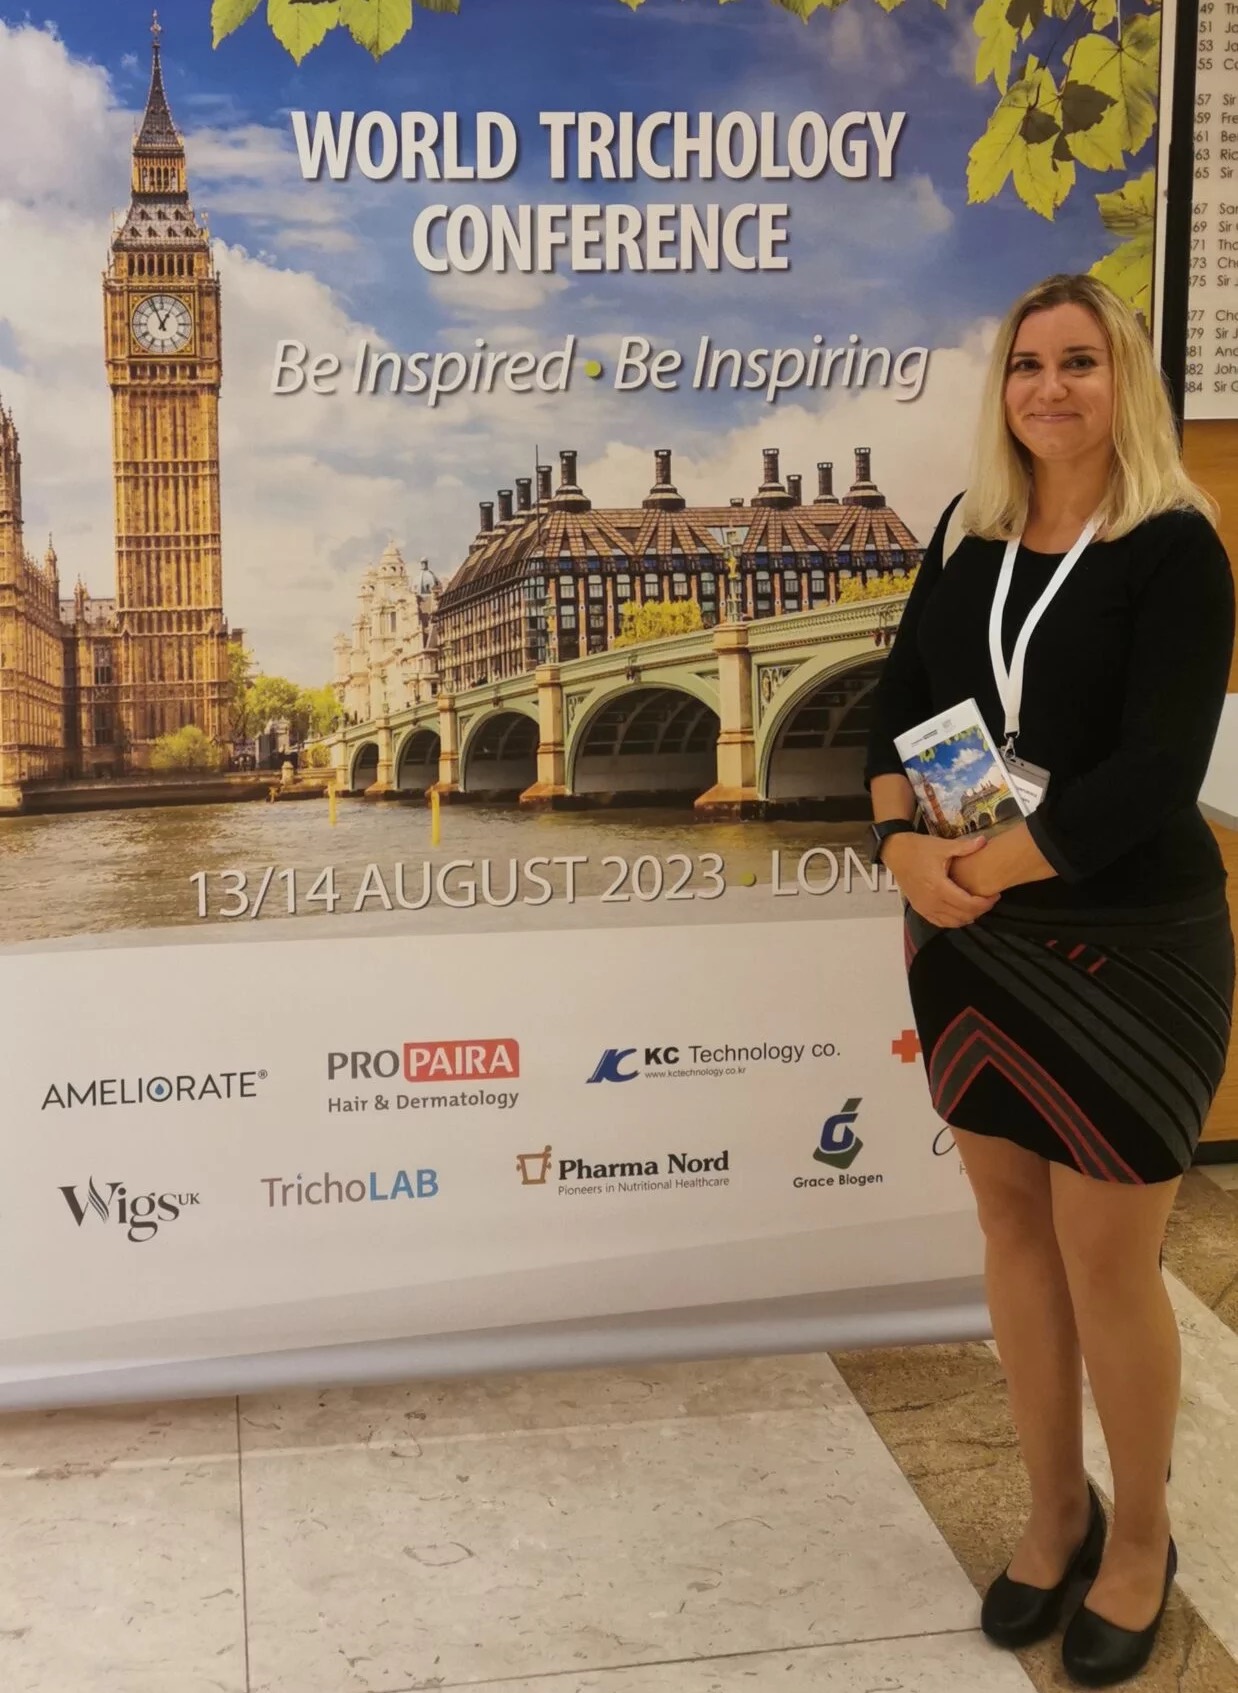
891;1029;921;1064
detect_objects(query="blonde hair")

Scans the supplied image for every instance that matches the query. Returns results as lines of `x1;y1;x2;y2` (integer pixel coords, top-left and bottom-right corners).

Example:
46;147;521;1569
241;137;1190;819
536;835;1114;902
961;274;1217;541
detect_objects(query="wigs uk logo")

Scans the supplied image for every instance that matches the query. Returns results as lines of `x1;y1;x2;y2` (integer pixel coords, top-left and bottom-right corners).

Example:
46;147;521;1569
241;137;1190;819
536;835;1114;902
59;1179;201;1243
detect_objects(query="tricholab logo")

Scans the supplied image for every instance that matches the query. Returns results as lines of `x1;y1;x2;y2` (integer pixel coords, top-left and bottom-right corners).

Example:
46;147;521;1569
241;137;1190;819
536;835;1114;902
813;1098;863;1169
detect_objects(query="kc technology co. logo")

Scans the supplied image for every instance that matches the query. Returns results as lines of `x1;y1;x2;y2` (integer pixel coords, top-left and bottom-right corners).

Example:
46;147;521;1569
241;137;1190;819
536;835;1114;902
587;1046;678;1084
813;1097;864;1169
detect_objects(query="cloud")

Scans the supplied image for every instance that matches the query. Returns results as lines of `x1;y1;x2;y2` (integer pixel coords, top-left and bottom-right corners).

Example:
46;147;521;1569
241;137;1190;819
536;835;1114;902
429;269;571;317
0;22;130;208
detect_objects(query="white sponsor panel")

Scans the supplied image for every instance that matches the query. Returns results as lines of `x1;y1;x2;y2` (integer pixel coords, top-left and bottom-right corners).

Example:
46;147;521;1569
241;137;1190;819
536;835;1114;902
0;915;978;1401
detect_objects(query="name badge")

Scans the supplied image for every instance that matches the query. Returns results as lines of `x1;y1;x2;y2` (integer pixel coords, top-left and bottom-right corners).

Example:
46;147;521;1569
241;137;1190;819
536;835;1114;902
1005;755;1050;815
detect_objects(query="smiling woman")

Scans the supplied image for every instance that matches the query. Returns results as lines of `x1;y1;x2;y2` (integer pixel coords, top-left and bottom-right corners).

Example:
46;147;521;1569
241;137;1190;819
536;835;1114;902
866;273;1234;1686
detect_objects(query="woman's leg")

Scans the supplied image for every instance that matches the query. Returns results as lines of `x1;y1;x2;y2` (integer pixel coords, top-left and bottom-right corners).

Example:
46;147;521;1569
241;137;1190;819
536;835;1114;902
952;1129;1092;1582
1050;1164;1179;1627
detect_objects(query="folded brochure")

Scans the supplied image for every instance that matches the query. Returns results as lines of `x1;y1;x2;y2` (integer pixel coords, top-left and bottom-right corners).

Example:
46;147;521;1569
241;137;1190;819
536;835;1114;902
893;698;1026;839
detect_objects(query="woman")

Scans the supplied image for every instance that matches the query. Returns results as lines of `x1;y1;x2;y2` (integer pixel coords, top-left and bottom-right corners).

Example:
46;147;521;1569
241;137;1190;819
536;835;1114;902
865;273;1233;1688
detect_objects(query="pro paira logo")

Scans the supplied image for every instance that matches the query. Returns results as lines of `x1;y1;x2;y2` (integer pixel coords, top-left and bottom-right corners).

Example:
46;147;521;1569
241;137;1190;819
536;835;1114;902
795;1100;885;1190
42;1071;265;1111
326;1040;520;1114
59;1178;200;1243
328;1040;518;1083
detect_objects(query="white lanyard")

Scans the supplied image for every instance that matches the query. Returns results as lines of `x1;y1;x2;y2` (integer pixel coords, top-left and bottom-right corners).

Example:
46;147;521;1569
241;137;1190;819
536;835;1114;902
988;520;1097;752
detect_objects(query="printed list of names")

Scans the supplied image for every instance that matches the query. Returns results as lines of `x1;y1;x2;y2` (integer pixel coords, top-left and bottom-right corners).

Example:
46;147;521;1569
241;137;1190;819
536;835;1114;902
1186;1;1238;419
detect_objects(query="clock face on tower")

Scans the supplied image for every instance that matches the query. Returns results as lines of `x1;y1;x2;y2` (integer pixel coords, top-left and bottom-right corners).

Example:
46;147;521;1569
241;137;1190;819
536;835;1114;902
131;294;194;354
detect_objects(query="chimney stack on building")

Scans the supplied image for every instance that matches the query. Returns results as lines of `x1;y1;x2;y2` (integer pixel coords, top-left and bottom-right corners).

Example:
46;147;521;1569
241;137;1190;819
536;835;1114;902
786;473;802;506
815;461;839;504
553;448;591;512
516;477;532;512
753;446;794;509
478;500;495;533
536;463;553;504
642;447;686;511
497;488;514;524
845;445;886;509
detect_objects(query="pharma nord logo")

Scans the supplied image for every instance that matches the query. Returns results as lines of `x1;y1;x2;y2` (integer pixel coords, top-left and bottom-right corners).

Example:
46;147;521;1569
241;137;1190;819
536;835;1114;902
813;1098;863;1170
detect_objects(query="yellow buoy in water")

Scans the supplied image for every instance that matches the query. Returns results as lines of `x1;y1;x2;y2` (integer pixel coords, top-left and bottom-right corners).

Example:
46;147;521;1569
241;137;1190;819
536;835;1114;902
430;788;442;847
327;783;338;827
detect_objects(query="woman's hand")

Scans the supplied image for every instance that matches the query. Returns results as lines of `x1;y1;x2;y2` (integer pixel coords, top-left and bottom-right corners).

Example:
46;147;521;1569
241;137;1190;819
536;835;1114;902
880;833;1000;928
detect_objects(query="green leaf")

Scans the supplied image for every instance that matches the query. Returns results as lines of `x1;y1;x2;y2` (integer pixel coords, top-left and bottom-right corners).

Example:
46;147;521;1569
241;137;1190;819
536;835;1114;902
974;0;1018;92
1090;173;1154;313
1020;105;1058;143
770;0;842;15
212;0;262;45
1081;0;1117;27
1007;0;1045;33
1059;80;1116;134
1094;166;1154;234
871;0;907;13
267;0;340;61
1046;0;1076;17
1090;227;1152;312
1062;16;1160;163
341;0;414;55
968;60;1072;220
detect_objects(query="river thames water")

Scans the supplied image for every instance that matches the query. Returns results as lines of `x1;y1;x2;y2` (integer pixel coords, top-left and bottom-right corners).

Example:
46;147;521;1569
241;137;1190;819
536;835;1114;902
0;797;876;948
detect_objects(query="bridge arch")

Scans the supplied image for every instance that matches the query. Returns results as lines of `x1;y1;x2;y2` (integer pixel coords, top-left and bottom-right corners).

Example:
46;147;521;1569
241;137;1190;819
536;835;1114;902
394;726;441;792
459;706;540;796
758;654;885;805
568;680;721;802
348;739;381;791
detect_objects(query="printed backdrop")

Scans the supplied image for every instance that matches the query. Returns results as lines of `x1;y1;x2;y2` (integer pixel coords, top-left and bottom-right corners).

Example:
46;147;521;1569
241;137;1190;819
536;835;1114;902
0;0;1175;1404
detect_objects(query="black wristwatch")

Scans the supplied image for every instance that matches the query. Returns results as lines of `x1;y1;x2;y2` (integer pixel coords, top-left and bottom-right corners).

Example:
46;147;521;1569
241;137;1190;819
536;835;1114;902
870;818;917;863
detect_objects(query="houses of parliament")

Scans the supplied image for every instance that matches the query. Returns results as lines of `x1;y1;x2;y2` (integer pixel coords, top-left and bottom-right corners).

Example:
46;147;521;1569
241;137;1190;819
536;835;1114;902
0;22;232;809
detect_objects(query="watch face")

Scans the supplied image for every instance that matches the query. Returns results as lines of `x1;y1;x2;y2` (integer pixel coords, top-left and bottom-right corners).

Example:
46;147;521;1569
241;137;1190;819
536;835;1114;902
132;294;193;353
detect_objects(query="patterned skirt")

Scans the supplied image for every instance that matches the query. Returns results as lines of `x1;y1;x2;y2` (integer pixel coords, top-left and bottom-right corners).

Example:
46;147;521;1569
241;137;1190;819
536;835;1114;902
904;892;1234;1184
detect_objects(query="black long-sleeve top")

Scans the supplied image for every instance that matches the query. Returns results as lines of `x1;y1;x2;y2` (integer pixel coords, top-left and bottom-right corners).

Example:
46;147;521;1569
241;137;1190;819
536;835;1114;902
864;500;1235;912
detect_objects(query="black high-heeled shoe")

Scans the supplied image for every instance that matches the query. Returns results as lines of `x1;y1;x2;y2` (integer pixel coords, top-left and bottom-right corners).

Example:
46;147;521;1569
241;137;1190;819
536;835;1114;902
981;1483;1107;1650
1061;1538;1177;1687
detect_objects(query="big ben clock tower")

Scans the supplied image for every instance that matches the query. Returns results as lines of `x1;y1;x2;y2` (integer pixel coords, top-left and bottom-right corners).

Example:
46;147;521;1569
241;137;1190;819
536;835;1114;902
104;14;230;761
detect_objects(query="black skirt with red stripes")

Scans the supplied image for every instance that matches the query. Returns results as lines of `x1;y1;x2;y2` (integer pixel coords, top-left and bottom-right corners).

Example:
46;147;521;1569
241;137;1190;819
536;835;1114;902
904;892;1234;1184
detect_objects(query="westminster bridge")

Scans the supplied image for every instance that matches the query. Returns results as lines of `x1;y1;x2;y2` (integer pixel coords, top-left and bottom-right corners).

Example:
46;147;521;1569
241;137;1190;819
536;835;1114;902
331;595;907;816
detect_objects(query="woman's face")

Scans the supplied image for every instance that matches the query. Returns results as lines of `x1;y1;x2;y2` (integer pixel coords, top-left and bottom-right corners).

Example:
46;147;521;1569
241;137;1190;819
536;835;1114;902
1004;301;1115;469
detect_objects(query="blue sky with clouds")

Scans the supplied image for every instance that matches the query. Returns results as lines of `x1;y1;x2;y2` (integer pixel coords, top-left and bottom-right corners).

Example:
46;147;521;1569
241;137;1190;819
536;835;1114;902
0;0;1160;680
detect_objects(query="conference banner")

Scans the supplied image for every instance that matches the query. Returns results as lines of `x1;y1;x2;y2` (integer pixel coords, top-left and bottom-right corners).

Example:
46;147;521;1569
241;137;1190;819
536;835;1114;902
0;0;1178;1406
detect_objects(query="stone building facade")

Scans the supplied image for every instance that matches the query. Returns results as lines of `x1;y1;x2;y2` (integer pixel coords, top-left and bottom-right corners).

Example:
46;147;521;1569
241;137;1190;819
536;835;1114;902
334;543;442;723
